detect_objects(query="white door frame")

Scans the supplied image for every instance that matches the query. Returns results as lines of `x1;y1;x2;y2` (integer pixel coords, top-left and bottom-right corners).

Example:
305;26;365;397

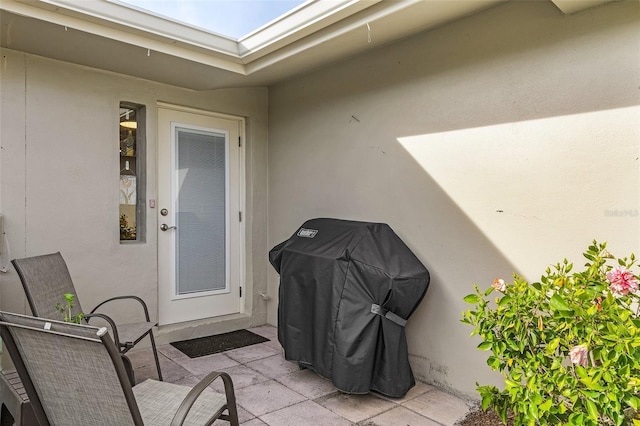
157;102;246;325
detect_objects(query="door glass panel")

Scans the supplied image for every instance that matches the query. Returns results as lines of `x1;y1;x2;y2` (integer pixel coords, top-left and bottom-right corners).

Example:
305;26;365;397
175;126;227;295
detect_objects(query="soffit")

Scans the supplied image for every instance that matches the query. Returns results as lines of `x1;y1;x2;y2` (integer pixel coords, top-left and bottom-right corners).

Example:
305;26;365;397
551;0;613;14
0;0;613;90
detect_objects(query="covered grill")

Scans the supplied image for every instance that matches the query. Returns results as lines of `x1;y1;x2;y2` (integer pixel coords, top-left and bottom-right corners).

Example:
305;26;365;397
269;218;430;397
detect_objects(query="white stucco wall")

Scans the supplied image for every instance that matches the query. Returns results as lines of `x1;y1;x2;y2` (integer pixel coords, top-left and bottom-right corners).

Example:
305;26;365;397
0;51;270;345
267;0;640;399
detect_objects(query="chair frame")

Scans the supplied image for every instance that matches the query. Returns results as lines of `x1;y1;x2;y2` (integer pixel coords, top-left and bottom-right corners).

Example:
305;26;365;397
0;312;239;426
11;252;163;381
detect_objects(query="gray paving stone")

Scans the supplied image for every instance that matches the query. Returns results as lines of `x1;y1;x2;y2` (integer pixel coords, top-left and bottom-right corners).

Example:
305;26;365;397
316;392;396;423
359;405;441;426
261;400;353;426
235;379;306;417
402;388;471;426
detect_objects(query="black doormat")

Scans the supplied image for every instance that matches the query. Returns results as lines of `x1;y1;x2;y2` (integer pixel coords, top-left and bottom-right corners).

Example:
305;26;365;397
170;329;269;358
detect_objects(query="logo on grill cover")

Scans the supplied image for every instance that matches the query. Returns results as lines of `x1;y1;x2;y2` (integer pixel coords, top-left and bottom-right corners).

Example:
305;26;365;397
297;228;318;238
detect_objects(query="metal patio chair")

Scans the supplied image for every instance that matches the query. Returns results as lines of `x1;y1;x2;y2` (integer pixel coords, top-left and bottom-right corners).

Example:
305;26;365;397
0;311;239;426
11;252;163;381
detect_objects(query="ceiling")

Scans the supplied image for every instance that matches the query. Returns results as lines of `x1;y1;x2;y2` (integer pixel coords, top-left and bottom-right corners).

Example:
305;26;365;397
0;0;612;91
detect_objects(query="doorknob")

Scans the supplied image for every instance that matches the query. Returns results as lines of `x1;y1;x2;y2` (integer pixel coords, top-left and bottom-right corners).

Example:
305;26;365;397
160;224;176;231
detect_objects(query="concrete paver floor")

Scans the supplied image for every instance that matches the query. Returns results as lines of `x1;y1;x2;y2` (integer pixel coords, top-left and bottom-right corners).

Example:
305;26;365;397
128;326;473;425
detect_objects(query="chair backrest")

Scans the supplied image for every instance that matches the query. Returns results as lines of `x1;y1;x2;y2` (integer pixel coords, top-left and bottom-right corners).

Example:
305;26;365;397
11;252;86;320
0;311;143;425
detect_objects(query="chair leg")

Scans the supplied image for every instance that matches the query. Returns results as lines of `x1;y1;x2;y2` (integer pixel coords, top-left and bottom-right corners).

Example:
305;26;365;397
219;372;239;426
148;331;163;381
121;354;136;386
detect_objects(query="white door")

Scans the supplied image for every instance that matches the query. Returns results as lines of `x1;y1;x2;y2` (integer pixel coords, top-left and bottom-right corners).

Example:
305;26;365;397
157;104;244;325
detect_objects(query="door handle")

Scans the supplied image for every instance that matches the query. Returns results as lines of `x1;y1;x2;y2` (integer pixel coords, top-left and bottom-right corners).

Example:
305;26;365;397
160;224;177;231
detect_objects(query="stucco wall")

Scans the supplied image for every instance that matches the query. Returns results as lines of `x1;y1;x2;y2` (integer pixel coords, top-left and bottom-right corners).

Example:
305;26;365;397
0;51;270;344
267;0;640;398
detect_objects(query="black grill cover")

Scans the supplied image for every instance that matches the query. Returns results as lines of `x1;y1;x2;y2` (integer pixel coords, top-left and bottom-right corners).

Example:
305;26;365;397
269;218;430;398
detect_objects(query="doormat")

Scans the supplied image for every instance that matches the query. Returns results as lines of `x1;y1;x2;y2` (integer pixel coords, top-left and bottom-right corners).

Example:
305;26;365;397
170;330;269;358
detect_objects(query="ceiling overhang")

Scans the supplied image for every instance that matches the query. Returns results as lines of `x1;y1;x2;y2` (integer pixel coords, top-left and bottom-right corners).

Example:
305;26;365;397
550;0;613;14
0;0;614;90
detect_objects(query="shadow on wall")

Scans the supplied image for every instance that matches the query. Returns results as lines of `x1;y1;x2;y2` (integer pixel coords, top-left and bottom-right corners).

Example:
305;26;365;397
267;0;640;397
397;105;640;278
398;104;639;394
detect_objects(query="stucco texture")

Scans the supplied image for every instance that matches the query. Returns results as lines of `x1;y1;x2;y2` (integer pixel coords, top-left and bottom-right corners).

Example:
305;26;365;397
267;0;640;398
0;51;270;343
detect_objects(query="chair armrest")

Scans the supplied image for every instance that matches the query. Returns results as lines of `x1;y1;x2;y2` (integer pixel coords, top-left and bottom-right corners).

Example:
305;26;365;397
170;371;239;426
83;312;121;349
89;295;151;322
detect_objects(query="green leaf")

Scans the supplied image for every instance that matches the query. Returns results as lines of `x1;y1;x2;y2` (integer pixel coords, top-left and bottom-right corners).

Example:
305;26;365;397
575;366;587;379
487;356;500;370
528;402;539;420
546;337;560;355
550;294;572;312
464;294;481;304
585;400;598;421
627;395;640;410
539;399;552;412
498;404;508;424
477;341;493;351
579;376;605;391
569;412;584;424
481;393;492;411
498;296;512;307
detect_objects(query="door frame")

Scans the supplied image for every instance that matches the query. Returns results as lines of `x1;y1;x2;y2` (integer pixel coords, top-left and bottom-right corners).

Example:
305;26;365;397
156;102;246;325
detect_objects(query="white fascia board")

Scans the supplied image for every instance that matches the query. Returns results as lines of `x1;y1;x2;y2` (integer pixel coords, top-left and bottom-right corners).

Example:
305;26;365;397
6;0;245;73
238;0;382;60
43;0;240;55
244;0;426;74
5;0;383;71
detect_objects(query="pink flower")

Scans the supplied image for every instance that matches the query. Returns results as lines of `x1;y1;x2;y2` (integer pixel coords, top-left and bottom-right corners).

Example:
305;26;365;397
606;266;639;296
569;345;589;367
492;278;506;292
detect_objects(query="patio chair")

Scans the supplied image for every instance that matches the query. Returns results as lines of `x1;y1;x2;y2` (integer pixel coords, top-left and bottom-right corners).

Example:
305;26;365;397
11;252;163;381
0;311;239;426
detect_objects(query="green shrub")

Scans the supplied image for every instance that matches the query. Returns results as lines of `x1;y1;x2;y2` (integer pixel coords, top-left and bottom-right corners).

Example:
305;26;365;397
462;241;640;425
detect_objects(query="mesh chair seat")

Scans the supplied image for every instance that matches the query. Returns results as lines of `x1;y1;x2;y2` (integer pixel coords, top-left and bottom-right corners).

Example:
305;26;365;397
134;380;228;425
114;321;156;347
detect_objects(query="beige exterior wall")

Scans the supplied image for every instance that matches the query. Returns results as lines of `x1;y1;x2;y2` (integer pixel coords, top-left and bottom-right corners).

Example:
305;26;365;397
267;0;640;398
0;51;270;346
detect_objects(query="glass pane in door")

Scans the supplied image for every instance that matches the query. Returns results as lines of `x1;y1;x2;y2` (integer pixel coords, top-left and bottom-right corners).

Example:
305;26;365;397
175;126;227;295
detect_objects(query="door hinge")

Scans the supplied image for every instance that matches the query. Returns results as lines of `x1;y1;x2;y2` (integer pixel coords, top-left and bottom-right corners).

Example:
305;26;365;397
238;136;241;147
239;211;242;222
239;286;242;297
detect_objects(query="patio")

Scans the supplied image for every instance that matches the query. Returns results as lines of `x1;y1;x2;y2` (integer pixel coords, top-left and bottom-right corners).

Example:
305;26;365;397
1;0;637;417
128;325;472;426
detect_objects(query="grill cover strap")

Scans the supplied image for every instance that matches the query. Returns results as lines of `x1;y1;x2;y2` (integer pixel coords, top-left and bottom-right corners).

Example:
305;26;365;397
371;304;407;327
